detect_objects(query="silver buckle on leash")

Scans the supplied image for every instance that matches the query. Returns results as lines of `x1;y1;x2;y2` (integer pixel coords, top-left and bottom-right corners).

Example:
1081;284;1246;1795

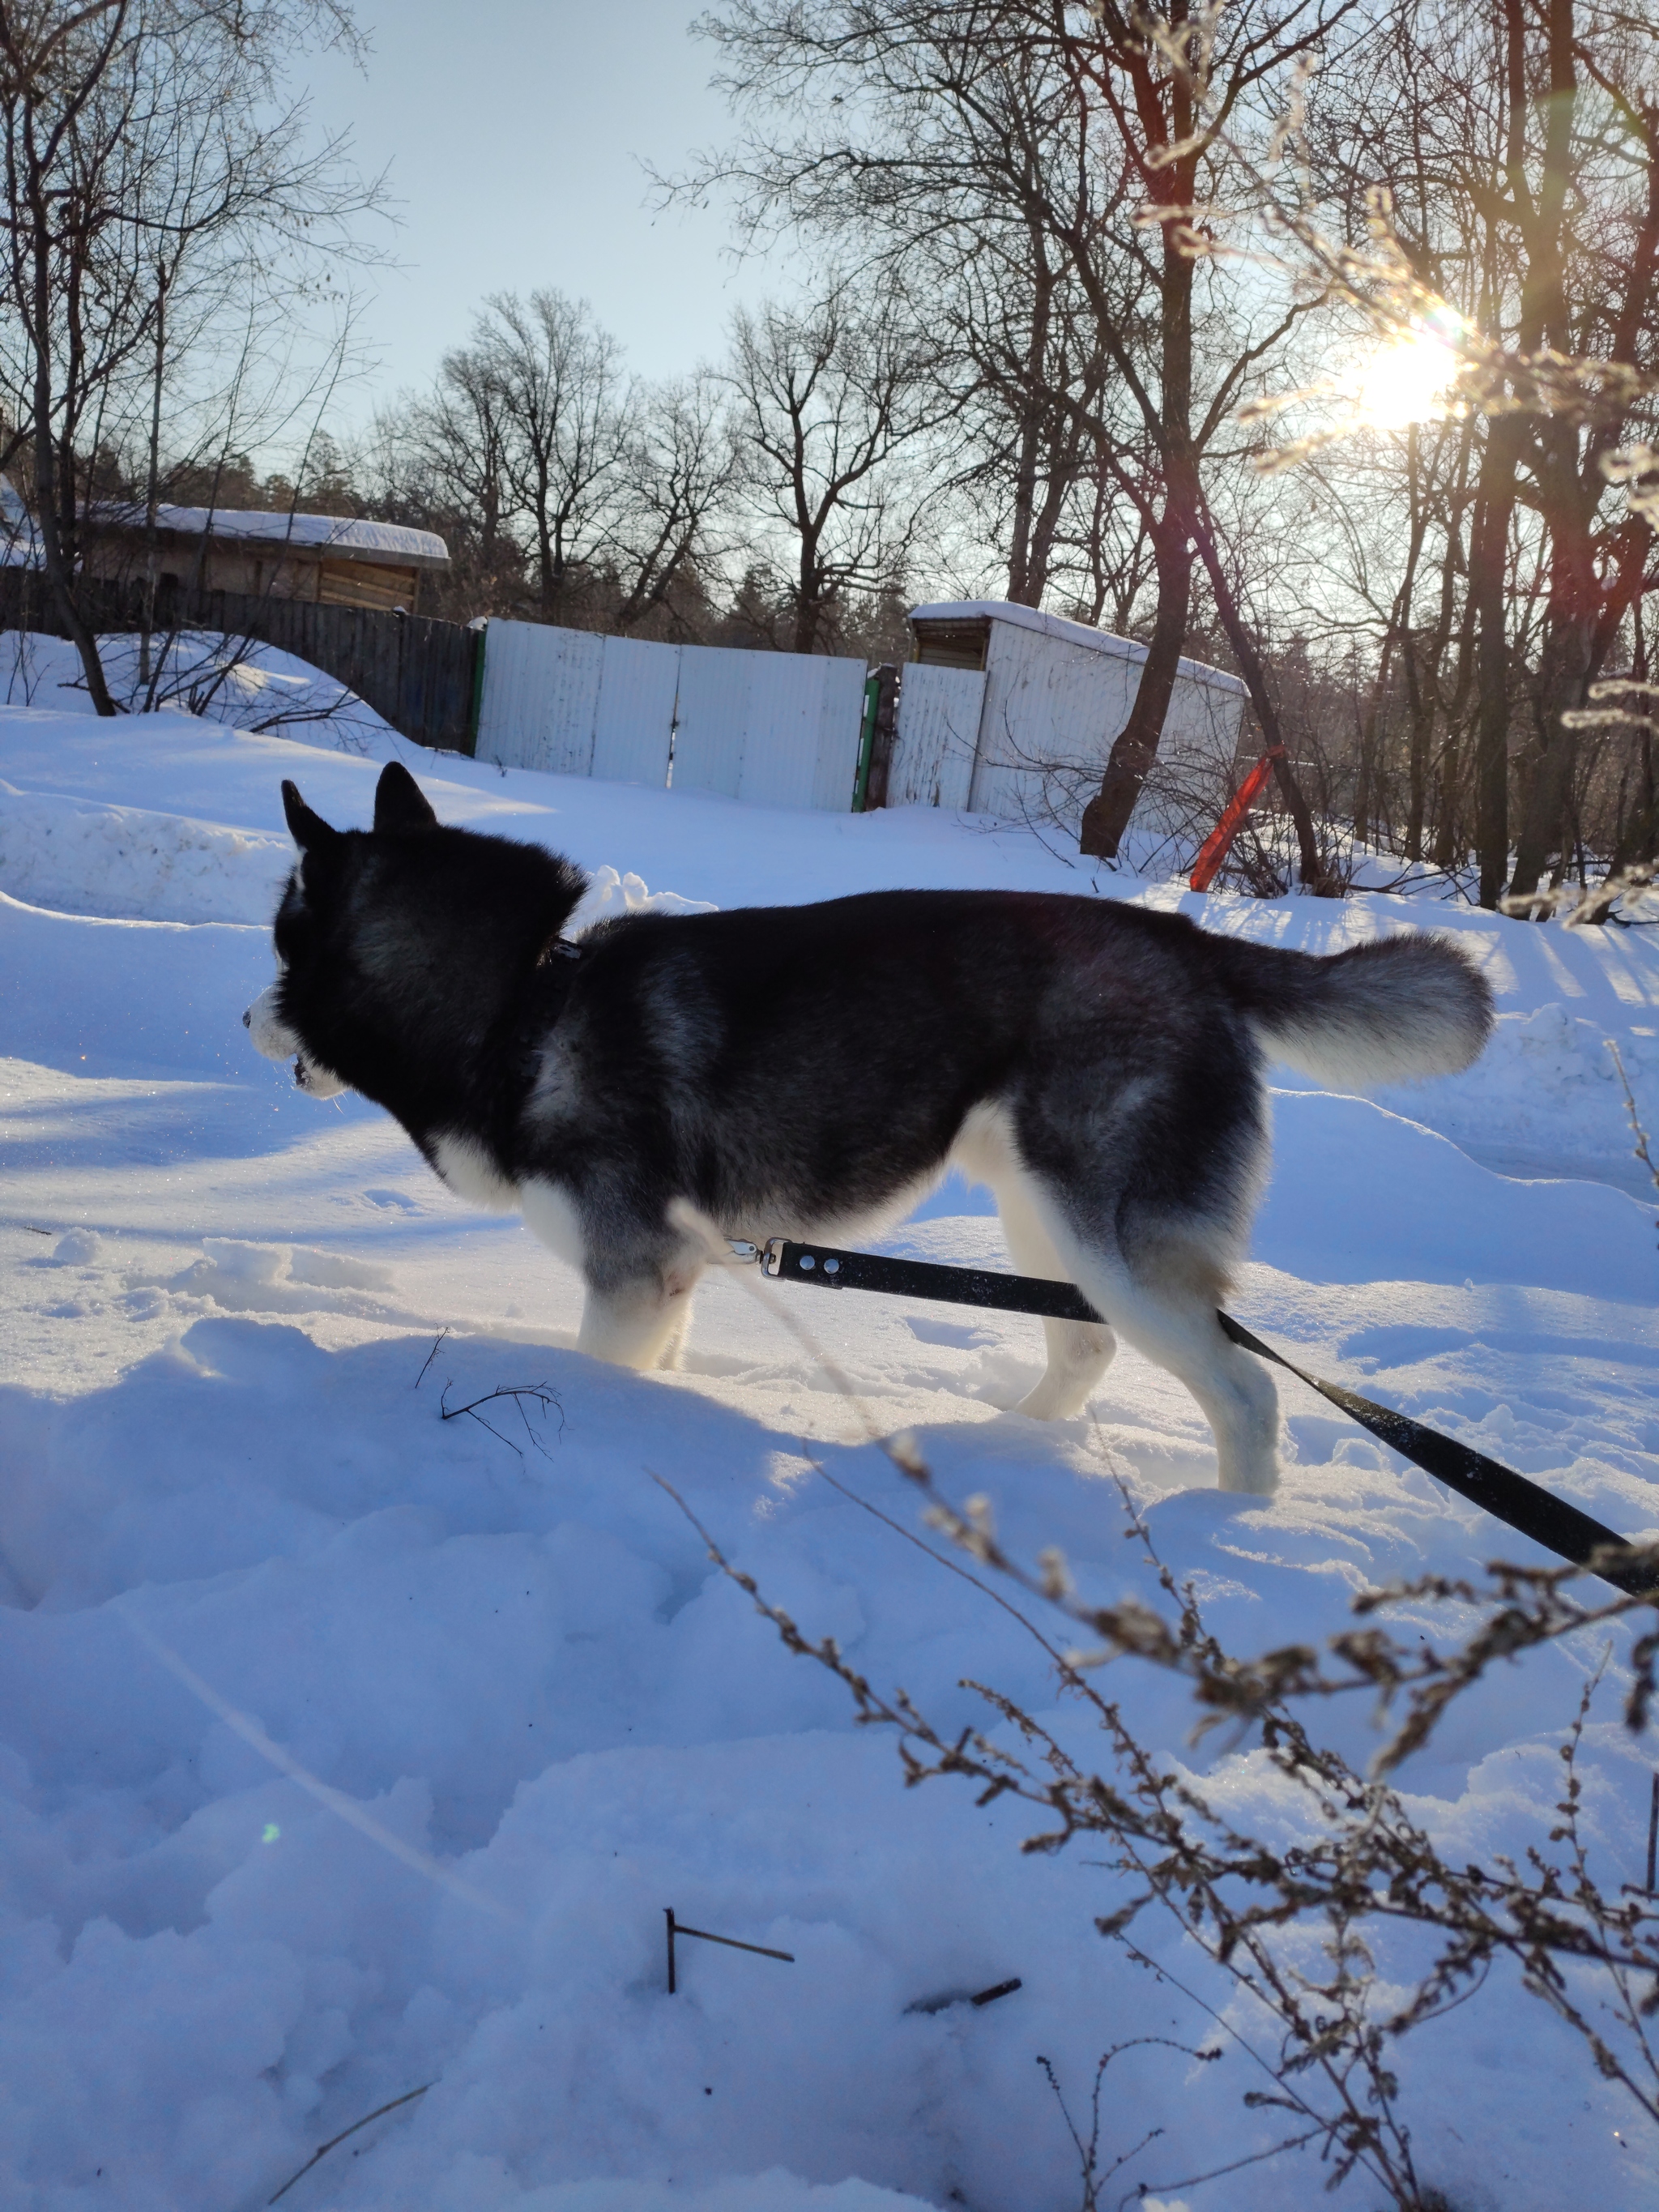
724;1239;763;1266
724;1238;787;1275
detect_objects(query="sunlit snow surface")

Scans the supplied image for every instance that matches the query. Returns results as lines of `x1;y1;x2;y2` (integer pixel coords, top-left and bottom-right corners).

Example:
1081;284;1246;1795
0;685;1656;2210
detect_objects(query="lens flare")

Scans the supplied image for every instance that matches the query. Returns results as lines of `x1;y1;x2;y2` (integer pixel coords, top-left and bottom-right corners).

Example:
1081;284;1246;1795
1350;323;1460;429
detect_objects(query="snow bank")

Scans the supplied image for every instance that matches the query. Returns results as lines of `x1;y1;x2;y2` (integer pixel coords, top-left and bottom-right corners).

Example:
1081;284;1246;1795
1392;998;1659;1189
0;784;292;924
0;628;399;754
1;702;1657;2210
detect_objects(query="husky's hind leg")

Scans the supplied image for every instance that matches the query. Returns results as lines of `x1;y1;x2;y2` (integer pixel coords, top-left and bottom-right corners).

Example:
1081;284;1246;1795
1089;1239;1280;1494
993;1171;1118;1422
1009;998;1279;1488
998;1158;1277;1488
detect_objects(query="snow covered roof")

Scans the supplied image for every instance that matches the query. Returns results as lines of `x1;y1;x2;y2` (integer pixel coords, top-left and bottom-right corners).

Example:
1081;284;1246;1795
909;599;1248;696
92;504;450;569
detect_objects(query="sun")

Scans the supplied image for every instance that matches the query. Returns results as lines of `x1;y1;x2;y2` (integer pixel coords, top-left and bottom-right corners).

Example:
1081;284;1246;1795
1349;322;1461;429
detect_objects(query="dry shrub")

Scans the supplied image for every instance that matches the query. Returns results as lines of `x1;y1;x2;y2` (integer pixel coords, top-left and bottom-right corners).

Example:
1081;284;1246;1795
660;1437;1659;2210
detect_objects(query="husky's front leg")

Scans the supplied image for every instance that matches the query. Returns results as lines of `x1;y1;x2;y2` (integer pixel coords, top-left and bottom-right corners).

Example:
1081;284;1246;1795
522;1174;702;1371
654;1302;693;1371
576;1253;704;1371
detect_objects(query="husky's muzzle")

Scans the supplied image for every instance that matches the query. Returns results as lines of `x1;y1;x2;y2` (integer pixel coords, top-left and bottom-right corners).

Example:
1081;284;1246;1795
244;983;296;1060
242;985;348;1098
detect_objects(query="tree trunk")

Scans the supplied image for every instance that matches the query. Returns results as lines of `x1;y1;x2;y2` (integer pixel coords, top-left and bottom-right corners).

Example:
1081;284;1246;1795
1606;724;1657;878
1006;258;1053;607
1507;492;1597;903
793;536;824;655
1078;520;1192;857
1467;418;1522;906
535;456;559;617
1606;597;1657;879
139;264;167;692
1510;491;1653;907
23;131;116;716
1073;17;1202;865
1353;632;1397;854
1022;436;1073;611
1403;627;1437;867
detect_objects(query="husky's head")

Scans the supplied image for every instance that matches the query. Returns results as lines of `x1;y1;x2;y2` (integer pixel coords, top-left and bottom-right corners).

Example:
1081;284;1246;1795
243;762;586;1141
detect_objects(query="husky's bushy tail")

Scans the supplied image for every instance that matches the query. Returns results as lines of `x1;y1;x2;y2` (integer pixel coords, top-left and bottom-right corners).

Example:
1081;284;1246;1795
1214;930;1494;1089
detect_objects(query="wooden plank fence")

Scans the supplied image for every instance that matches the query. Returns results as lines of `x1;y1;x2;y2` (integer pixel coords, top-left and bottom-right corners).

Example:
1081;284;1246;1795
0;570;480;753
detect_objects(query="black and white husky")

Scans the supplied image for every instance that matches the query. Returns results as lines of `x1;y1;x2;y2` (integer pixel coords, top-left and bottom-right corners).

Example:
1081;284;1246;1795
245;762;1491;1494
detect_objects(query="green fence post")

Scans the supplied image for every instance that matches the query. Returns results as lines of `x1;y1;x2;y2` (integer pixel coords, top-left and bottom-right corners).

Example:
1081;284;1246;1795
851;671;881;811
464;620;487;758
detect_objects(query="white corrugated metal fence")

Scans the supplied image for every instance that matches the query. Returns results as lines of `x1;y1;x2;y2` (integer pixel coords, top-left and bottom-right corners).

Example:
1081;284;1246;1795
889;601;1249;836
473;604;1247;834
475;621;868;813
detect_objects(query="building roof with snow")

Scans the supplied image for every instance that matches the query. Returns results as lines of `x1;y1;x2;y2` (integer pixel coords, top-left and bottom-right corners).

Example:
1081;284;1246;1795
908;599;1248;696
93;505;450;570
82;502;450;613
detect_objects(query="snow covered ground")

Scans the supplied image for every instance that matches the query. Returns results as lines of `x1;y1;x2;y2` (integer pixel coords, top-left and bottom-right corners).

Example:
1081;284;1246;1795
1;687;1657;2210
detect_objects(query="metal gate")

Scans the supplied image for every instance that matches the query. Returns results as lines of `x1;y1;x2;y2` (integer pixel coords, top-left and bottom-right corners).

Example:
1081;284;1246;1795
475;621;868;813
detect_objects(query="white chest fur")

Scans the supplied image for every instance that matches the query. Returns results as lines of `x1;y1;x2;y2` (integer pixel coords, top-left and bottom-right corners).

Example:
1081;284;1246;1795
520;1177;585;1268
432;1133;521;1212
430;1142;583;1274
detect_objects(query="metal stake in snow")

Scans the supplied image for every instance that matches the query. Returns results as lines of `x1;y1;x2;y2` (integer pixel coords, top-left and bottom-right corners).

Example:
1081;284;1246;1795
664;1907;795;1993
1188;743;1286;891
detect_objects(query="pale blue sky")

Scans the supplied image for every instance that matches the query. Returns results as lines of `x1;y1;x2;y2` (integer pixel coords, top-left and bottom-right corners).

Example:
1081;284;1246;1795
301;2;783;424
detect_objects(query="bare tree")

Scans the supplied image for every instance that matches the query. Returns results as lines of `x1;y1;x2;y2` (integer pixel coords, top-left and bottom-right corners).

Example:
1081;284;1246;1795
1498;4;1659;905
0;0;382;712
684;1;1341;877
676;19;1125;618
724;280;946;654
612;368;736;633
477;288;634;623
365;325;737;635
1209;0;1659;905
364;340;520;609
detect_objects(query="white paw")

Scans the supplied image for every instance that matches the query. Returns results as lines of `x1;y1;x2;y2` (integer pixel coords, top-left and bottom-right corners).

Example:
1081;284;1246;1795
1216;1460;1280;1496
1012;1379;1092;1421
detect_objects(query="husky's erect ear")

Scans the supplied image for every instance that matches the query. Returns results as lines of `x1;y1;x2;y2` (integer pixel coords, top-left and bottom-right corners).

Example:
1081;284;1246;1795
373;761;439;835
282;780;338;851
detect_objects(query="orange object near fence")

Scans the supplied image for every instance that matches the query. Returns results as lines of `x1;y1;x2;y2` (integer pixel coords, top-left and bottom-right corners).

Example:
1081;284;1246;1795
1188;746;1282;892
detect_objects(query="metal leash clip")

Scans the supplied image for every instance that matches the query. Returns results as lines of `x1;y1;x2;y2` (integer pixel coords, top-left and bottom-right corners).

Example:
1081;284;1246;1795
725;1237;842;1283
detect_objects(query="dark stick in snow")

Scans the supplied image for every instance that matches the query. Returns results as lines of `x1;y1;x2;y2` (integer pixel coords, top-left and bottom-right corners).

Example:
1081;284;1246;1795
267;2083;432;2204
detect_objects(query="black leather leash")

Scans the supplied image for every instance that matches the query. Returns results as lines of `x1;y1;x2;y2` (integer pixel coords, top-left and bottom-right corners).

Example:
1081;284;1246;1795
756;1238;1658;1599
